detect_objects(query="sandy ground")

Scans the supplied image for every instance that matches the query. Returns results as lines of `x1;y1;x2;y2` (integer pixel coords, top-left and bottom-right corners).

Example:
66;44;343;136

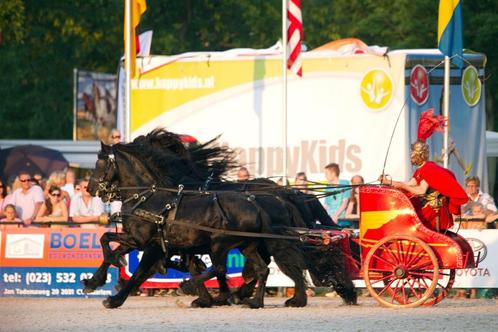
1;295;497;332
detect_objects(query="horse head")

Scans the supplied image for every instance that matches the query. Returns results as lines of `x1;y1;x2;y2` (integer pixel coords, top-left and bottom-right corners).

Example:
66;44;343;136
88;142;120;202
89;138;182;202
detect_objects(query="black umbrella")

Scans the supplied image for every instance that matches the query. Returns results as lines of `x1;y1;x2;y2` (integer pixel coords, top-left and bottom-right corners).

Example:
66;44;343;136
0;145;69;180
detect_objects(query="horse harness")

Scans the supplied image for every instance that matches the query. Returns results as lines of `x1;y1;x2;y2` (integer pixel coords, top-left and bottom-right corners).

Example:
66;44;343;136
111;184;341;253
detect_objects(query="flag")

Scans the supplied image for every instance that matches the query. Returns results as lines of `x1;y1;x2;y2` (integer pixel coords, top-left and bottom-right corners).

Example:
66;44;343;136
287;0;303;76
437;0;463;67
124;0;147;78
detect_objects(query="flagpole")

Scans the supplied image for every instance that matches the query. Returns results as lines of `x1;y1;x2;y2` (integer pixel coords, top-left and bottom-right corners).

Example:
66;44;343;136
125;0;132;143
282;0;288;185
443;55;450;168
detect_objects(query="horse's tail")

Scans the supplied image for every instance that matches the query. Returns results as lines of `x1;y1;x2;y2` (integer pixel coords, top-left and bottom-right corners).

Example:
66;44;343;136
302;244;357;305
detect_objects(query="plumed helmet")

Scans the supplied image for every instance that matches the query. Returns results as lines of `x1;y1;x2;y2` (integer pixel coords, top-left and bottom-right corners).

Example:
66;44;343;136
411;109;447;166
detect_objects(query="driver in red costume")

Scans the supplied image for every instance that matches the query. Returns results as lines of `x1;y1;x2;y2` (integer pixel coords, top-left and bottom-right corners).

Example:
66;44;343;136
380;109;468;231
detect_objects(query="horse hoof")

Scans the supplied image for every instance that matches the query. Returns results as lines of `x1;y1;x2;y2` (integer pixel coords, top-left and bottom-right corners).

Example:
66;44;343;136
191;298;212;308
102;297;120;309
242;298;263;309
81;279;96;293
179;280;198;296
212;294;231;306
285;297;307;307
230;293;241;305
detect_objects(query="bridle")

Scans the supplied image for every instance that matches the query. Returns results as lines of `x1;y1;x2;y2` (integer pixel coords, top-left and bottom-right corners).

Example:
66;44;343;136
93;152;121;203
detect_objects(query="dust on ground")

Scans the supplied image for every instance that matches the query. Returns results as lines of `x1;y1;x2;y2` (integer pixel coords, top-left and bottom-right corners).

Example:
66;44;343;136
2;295;497;332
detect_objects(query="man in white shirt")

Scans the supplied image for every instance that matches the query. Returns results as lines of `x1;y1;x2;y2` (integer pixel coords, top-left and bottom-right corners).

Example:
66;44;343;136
61;169;76;198
11;171;45;224
462;176;497;215
69;178;105;228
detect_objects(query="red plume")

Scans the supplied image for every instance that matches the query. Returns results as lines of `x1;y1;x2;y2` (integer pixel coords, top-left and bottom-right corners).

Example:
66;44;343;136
417;108;446;142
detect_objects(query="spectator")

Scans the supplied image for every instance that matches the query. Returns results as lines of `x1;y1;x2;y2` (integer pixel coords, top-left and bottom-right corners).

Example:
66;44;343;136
237;167;250;182
345;175;365;221
10;171;45;225
61;169;76;198
35;186;69;225
109;128;122;145
461;176;497;216
70;178;105;228
0;179;10;218
45;171;71;205
31;173;43;186
294;172;310;194
323;163;350;225
0;204;22;229
461;202;498;229
10;176;22;193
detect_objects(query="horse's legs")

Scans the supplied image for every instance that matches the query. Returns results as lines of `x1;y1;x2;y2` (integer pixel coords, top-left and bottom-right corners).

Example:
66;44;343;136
190;242;232;308
239;243;270;309
267;241;308;307
232;244;272;304
101;232;131;267
82;231;141;293
102;243;165;309
82;244;131;293
323;246;357;305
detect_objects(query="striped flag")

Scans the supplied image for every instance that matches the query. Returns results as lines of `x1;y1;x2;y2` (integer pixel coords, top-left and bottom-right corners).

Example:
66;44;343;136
287;0;303;77
437;0;463;67
124;0;147;78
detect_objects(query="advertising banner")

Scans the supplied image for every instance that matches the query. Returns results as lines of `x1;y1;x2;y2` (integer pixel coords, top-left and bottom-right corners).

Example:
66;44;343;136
123;229;498;289
451;229;498;288
121;249;245;288
75;70;117;142
0;228;118;297
126;50;486;188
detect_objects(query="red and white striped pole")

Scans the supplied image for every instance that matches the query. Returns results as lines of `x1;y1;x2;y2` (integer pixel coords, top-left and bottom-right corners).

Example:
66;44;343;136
282;0;302;185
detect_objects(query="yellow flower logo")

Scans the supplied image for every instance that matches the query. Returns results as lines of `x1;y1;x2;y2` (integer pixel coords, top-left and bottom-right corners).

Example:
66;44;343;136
461;66;481;107
360;69;393;111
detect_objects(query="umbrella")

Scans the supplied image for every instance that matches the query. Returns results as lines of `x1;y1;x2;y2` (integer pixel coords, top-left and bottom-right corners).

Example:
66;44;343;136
0;145;69;180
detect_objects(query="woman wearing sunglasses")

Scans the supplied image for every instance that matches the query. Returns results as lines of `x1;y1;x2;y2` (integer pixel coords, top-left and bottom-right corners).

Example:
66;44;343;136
35;185;68;225
0;179;9;218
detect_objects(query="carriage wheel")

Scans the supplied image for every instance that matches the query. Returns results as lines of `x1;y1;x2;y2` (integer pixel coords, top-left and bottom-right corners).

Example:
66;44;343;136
363;235;439;308
423;269;456;306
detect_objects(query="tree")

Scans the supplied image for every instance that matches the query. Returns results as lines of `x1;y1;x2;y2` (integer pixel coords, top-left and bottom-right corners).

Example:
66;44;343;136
0;0;496;139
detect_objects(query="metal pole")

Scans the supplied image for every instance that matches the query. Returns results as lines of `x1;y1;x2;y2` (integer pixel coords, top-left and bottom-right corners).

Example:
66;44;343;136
282;0;288;185
72;68;77;141
125;0;132;143
443;55;450;168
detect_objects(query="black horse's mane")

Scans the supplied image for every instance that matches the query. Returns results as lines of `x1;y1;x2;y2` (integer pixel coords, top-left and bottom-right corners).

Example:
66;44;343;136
117;128;238;184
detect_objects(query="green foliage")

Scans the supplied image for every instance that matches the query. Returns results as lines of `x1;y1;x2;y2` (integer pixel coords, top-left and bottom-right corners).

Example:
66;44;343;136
0;0;497;139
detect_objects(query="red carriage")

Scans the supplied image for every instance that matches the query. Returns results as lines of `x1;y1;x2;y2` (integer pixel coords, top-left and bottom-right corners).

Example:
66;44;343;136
332;184;476;308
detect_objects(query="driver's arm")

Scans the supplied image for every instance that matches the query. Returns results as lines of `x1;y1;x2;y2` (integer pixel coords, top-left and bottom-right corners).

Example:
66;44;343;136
392;178;429;196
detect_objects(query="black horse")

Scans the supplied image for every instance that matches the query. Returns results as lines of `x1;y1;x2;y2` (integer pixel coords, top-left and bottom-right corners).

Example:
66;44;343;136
136;129;356;303
87;129;356;308
87;137;310;309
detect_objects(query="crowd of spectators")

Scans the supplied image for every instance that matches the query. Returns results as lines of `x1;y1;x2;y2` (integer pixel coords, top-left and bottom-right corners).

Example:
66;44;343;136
0;169;111;229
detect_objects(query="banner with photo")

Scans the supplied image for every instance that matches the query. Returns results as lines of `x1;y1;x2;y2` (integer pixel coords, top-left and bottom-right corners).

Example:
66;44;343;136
75;70;117;141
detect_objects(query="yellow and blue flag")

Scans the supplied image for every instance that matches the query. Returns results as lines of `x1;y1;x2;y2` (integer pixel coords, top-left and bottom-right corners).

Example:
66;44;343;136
438;0;463;67
124;0;147;78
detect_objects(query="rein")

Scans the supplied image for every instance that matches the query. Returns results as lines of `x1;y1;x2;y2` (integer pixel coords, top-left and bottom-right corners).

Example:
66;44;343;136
110;184;342;246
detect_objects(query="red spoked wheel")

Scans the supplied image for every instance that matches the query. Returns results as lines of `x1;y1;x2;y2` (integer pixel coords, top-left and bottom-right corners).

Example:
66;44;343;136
363;235;440;308
423;269;456;306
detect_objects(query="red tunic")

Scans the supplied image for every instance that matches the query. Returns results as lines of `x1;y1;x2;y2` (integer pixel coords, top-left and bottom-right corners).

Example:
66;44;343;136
411;161;468;230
